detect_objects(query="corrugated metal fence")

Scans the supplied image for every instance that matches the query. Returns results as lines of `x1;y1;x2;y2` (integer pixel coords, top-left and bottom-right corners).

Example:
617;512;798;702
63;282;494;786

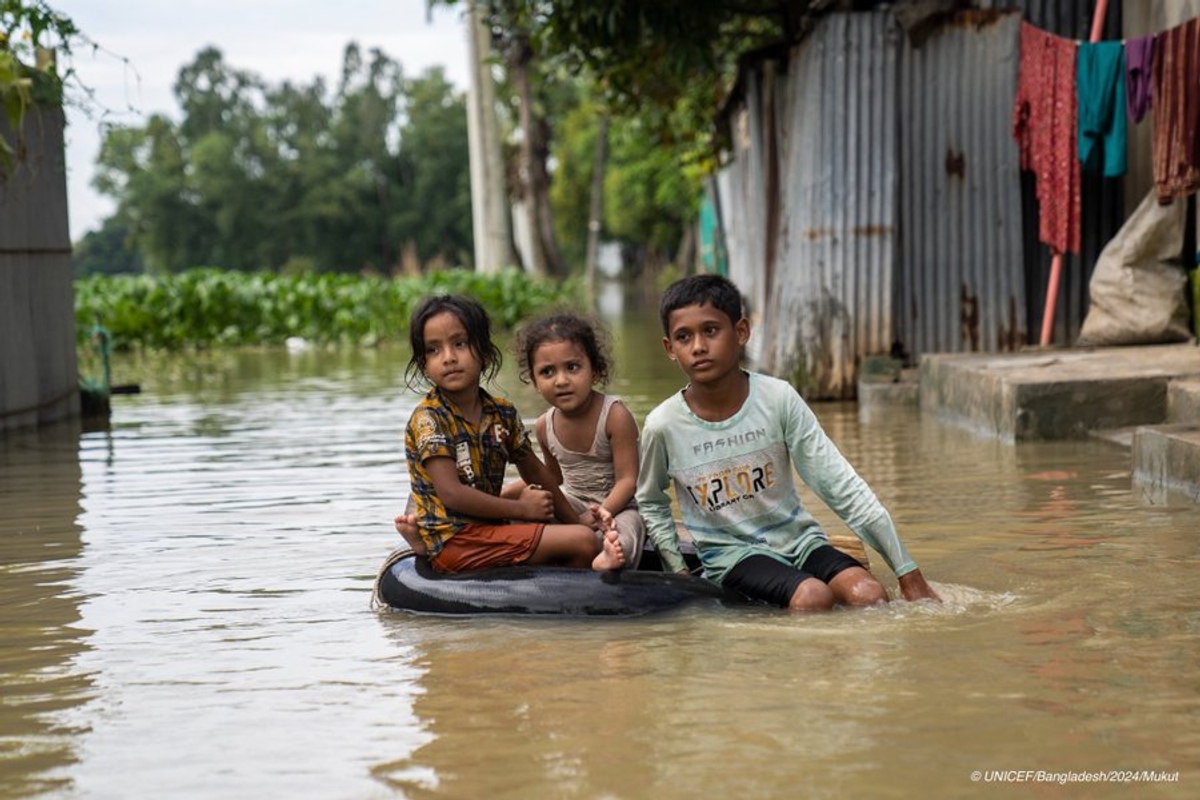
1;106;78;432
716;6;1129;399
765;12;900;396
717;67;773;340
898;10;1026;356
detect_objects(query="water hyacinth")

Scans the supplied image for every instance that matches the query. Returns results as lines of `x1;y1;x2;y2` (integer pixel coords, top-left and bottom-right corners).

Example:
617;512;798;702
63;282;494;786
74;268;581;351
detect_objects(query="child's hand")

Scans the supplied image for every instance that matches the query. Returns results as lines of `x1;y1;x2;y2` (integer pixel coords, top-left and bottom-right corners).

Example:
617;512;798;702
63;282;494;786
519;483;555;521
579;503;616;533
394;513;428;556
898;569;941;602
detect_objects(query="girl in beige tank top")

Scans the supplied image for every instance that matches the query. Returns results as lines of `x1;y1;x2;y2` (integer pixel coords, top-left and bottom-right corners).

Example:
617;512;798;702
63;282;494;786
509;313;646;567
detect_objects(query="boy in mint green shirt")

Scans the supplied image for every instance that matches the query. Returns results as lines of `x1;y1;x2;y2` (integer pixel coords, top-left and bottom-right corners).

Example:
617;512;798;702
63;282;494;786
636;274;939;610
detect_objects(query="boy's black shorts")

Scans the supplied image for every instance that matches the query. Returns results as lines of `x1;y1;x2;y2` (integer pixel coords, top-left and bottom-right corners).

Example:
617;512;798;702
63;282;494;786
722;545;866;608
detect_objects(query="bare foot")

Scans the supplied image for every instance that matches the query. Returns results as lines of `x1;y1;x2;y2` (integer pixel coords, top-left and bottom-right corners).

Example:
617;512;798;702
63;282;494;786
394;513;428;556
591;529;626;571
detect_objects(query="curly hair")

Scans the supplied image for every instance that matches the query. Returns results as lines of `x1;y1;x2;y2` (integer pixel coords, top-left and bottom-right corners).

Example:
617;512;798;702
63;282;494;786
514;312;612;387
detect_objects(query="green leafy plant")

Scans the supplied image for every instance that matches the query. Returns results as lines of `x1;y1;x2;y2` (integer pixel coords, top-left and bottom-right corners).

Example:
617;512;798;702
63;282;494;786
0;1;77;173
75;268;580;351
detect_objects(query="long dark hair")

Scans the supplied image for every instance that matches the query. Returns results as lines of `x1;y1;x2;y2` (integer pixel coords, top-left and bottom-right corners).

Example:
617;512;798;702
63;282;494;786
404;294;503;391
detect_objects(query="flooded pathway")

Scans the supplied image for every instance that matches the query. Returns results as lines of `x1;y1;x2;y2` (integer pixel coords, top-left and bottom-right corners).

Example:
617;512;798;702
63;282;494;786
1;313;1195;798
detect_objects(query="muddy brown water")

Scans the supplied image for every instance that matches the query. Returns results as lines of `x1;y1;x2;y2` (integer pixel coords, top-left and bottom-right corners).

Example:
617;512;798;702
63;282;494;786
1;305;1196;798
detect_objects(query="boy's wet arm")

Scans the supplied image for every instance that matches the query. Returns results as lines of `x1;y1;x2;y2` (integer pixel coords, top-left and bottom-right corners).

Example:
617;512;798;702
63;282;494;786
635;428;689;572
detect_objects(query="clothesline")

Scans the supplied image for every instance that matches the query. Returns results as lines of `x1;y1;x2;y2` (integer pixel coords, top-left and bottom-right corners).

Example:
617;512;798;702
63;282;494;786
1021;16;1199;47
1013;14;1199;258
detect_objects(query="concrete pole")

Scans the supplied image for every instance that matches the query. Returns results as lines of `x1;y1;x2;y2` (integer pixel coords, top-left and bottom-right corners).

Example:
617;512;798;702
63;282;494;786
583;113;609;309
465;3;514;273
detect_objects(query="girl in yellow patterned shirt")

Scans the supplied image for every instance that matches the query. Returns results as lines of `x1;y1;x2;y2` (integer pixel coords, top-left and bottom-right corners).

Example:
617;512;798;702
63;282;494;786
396;294;624;573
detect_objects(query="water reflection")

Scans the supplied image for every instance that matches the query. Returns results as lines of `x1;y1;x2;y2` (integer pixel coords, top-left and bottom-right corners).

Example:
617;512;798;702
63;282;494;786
0;422;93;795
371;610;905;798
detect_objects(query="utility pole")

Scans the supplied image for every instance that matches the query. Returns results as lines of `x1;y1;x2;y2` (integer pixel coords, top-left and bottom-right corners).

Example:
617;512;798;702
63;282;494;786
465;3;514;273
583;112;609;308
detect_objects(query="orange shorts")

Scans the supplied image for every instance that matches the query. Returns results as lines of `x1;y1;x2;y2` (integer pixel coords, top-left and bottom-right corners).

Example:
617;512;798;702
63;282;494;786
431;522;545;573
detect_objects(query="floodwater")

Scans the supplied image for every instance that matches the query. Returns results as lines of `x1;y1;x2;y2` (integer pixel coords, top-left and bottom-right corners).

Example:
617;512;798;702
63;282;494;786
2;300;1197;799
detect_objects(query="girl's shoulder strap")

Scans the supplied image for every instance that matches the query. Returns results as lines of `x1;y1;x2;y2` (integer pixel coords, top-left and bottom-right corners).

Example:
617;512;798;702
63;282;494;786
597;392;625;434
542;406;560;449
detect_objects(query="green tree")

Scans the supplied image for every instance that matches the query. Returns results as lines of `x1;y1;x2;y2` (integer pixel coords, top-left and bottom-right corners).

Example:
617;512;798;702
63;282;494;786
393;67;473;267
72;217;143;276
437;0;787;280
524;0;790;135
174;45;264;143
91;43;473;275
93;114;214;273
259;76;336;267
548;95;597;270
603;117;701;266
550;92;703;280
322;43;405;271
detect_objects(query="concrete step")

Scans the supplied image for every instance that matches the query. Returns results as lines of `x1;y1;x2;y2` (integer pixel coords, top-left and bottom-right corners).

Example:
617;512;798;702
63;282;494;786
858;367;918;422
1090;426;1137;449
1132;424;1200;505
1168;377;1200;423
919;343;1200;441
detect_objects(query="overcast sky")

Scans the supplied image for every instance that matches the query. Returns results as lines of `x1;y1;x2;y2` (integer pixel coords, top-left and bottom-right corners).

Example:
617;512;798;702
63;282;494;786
50;1;471;241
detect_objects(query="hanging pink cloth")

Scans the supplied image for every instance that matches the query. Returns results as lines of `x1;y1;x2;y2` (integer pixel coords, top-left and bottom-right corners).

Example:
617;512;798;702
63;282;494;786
1151;17;1200;204
1013;21;1081;255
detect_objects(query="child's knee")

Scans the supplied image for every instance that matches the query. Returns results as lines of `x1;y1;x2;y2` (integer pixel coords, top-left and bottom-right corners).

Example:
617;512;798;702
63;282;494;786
571;524;600;554
844;575;888;606
787;578;835;611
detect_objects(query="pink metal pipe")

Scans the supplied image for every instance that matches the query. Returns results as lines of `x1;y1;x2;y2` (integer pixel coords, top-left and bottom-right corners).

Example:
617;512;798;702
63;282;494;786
1089;0;1109;41
1039;252;1063;345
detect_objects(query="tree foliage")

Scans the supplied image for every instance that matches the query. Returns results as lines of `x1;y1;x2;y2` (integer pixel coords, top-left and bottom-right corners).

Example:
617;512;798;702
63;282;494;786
77;1;796;278
439;0;793;277
72;217;143;276
550;94;703;274
493;0;792;153
0;0;78;172
86;44;472;275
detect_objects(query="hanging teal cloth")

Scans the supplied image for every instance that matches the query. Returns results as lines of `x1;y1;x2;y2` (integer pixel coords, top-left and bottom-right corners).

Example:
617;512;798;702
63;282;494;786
1077;40;1127;176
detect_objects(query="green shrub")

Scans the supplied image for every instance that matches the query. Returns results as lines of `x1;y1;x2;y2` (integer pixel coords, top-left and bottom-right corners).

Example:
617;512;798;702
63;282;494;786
75;268;580;350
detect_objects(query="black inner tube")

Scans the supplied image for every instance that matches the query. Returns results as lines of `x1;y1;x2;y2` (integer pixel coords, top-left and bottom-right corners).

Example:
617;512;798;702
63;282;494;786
377;553;742;617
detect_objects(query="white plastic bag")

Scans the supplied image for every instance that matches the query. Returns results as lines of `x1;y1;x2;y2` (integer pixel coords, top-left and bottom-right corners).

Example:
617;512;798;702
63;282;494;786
1077;189;1193;346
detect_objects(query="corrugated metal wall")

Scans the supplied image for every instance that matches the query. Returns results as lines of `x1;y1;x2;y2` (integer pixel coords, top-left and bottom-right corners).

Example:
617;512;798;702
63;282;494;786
1;106;79;432
717;67;773;347
897;10;1026;356
715;3;1137;398
767;12;899;398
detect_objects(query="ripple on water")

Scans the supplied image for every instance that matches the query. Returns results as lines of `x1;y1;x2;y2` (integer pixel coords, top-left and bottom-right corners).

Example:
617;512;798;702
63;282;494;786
4;341;1198;799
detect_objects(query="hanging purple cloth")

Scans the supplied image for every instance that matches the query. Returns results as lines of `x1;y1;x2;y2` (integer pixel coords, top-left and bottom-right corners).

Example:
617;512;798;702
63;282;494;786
1125;34;1155;123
